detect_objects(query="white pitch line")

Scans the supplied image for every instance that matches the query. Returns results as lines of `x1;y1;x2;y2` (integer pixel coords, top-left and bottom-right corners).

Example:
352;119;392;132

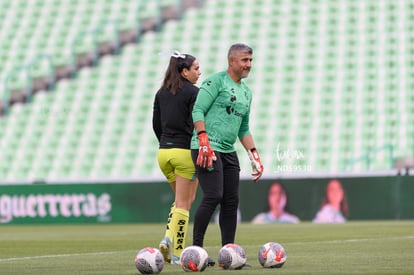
234;235;414;249
0;250;134;263
288;235;414;246
162;235;414;251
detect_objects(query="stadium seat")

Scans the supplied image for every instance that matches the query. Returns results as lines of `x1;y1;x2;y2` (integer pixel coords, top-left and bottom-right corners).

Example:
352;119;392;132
0;0;413;180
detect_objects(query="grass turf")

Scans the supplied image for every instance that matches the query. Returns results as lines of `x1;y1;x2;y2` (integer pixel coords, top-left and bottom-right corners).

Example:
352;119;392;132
0;221;413;274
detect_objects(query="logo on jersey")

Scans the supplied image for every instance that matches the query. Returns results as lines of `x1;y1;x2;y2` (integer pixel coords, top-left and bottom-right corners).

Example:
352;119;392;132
225;106;234;115
225;105;244;117
225;90;246;117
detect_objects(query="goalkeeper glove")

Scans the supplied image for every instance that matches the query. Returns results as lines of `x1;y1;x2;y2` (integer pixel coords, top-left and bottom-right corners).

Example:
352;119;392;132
248;148;263;182
197;131;216;169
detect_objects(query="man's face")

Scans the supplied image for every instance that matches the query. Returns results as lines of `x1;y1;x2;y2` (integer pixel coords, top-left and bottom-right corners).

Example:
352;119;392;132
229;51;252;79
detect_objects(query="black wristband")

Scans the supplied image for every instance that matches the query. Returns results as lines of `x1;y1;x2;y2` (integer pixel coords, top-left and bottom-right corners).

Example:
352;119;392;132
197;130;207;136
250;147;257;152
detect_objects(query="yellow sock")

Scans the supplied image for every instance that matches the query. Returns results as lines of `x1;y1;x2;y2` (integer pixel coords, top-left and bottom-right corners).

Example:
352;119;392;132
164;202;175;241
171;208;189;258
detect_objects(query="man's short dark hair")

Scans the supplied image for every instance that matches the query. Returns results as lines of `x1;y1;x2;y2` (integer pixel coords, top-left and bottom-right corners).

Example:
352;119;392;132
227;43;253;59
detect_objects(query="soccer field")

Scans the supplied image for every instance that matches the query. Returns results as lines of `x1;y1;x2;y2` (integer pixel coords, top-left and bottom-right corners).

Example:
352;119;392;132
0;221;413;274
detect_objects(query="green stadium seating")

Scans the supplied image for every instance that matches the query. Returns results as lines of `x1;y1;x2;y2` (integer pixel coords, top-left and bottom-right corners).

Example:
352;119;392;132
0;0;413;181
0;0;181;100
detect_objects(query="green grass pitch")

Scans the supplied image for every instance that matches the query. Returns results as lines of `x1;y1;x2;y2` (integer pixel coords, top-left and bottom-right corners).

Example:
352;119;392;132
0;221;413;274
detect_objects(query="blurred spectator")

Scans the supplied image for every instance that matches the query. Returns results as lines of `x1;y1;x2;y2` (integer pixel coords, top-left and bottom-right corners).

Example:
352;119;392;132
313;179;348;223
251;182;299;224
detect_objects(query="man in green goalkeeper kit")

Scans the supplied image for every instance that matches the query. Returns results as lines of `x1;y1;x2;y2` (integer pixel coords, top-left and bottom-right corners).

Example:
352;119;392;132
190;43;264;263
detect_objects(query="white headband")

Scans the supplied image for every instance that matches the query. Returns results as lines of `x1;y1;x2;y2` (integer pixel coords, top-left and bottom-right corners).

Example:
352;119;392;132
171;50;186;59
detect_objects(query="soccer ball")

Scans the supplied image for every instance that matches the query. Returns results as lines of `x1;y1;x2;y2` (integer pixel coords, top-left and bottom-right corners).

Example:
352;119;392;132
218;243;247;270
180;245;209;272
134;247;164;274
258;242;287;268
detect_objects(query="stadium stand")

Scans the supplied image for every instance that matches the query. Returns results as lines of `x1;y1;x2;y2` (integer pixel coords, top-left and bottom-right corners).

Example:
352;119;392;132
0;0;413;181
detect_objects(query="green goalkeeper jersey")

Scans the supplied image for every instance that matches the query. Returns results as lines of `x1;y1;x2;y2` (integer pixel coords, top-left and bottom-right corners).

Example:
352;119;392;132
191;71;252;153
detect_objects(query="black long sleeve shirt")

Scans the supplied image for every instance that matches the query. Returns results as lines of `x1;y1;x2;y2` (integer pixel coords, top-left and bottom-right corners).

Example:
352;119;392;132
152;79;198;149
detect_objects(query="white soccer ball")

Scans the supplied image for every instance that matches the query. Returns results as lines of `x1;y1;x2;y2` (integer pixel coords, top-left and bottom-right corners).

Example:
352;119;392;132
180;245;209;272
134;247;164;274
258;242;287;268
218;243;247;270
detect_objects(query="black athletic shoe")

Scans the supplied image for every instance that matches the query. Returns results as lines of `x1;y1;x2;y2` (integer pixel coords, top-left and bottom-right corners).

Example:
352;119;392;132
207;257;215;267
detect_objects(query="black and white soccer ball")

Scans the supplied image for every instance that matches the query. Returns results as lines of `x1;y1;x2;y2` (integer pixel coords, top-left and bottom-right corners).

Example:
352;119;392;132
180;245;209;272
258;242;287;268
134;247;164;274
218;243;247;270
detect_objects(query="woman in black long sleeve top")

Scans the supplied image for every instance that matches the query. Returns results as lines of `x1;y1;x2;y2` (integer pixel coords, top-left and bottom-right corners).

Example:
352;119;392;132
152;51;201;265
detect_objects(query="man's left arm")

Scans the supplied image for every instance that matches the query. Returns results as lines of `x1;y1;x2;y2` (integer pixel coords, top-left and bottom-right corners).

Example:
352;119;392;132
240;134;264;183
238;92;263;182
